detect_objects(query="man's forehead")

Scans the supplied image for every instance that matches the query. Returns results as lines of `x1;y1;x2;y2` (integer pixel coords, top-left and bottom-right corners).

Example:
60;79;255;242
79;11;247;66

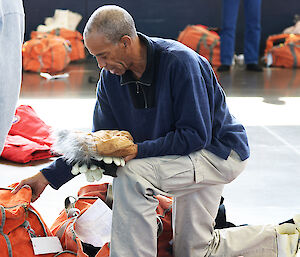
85;34;113;55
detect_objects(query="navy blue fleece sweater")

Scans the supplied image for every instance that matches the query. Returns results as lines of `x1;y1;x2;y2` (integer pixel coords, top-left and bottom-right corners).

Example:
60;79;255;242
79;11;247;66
42;33;249;189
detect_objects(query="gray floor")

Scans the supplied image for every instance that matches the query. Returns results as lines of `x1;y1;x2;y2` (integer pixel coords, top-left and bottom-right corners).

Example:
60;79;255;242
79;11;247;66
0;60;299;227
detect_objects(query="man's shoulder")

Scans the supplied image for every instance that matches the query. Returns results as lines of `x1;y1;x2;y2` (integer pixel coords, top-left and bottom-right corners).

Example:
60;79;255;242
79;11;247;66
151;36;210;70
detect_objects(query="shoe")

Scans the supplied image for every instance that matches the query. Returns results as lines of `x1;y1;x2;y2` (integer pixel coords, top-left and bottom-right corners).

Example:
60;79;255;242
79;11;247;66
217;65;230;72
246;63;263;72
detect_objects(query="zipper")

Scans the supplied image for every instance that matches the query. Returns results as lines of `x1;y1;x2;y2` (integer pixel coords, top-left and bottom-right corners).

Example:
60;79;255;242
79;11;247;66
140;85;148;109
135;82;148;108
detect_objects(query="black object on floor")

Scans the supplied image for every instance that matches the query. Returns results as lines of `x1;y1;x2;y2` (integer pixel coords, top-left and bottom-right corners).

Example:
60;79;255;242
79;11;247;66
217;64;231;72
246;63;263;72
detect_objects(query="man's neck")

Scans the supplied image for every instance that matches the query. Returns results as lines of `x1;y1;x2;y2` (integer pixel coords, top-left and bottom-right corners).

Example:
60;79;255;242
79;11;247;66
129;37;147;80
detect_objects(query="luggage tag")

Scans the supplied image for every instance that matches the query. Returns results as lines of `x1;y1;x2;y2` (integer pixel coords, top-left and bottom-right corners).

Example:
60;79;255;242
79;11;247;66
31;236;63;255
266;53;273;67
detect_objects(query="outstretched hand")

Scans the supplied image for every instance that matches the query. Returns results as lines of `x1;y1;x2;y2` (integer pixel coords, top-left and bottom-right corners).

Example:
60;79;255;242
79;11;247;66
11;172;49;202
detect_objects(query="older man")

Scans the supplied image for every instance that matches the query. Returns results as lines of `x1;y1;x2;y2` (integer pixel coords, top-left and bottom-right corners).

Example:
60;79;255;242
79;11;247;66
14;5;293;257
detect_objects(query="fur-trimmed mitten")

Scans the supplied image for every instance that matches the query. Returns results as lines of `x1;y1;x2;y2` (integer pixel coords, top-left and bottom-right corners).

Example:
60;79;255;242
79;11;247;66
53;129;136;179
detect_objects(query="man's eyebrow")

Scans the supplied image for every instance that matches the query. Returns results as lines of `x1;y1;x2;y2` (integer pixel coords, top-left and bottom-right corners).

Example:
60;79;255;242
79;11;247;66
94;52;107;57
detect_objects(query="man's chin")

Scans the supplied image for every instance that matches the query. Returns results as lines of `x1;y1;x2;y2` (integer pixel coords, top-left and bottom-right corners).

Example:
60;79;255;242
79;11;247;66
109;69;124;76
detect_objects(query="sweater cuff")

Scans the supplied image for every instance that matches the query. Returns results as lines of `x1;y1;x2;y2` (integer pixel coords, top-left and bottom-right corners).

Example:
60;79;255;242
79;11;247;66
41;157;76;190
136;142;146;158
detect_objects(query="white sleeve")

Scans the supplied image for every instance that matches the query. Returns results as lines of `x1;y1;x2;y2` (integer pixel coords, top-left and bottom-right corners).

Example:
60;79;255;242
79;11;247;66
0;0;24;154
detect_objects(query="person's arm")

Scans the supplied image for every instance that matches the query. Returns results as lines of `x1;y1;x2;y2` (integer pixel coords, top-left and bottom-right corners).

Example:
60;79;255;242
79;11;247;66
0;0;24;154
12;171;49;202
12;157;76;202
40;157;76;189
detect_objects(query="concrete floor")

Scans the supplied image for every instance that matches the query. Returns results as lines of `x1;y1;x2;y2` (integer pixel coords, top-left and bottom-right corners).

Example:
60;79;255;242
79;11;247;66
0;59;299;228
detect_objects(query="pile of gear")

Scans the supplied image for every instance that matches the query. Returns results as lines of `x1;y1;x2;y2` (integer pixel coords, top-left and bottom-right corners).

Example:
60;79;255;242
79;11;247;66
22;9;86;73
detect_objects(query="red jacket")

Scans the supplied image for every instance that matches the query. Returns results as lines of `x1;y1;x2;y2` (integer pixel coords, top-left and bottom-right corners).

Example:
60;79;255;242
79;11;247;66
1;105;56;163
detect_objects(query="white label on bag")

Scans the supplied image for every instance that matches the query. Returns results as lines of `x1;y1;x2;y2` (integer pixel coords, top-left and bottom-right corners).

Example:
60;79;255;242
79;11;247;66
31;237;63;255
267;53;273;67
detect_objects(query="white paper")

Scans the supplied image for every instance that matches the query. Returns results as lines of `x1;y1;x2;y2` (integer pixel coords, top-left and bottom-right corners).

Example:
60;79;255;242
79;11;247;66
75;198;112;247
40;72;69;80
31;237;63;255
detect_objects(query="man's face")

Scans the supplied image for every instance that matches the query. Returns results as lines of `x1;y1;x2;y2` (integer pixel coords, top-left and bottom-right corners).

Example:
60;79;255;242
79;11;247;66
84;33;129;76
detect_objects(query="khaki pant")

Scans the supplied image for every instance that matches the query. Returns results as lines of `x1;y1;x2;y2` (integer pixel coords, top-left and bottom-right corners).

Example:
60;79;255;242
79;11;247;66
109;149;278;257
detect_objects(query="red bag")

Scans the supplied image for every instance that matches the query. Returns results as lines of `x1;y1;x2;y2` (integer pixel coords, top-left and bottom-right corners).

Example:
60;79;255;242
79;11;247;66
51;183;173;257
22;34;71;73
0;186;74;257
1;105;56;163
178;25;221;66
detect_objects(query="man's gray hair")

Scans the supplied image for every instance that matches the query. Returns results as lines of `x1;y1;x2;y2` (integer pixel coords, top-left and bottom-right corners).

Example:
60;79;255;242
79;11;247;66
84;5;137;44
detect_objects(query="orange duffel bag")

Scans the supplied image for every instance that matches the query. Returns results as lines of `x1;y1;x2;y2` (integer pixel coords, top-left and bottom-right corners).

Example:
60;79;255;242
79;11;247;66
265;42;300;68
31;29;85;61
0;186;74;257
264;33;300;54
178;25;221;66
264;33;300;68
22;34;71;73
51;183;173;257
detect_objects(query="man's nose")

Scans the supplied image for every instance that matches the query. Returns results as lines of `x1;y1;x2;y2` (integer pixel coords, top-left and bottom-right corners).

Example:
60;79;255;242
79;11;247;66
96;57;106;69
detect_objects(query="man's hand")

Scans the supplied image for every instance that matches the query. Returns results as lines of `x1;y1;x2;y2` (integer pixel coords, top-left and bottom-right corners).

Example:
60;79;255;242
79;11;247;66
11;172;49;202
124;144;138;162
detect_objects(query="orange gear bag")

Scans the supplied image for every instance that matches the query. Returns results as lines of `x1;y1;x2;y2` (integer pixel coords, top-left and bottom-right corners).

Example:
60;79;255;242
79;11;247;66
50;28;85;61
177;25;221;66
50;183;112;257
50;183;173;257
31;29;86;61
264;33;300;68
0;186;74;257
22;34;71;73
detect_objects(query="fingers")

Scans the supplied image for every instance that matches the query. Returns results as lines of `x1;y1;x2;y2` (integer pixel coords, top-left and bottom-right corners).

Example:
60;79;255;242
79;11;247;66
71;163;80;175
72;156;126;181
103;156;113;164
124;154;136;162
92;168;104;181
85;170;95;182
79;164;88;173
11;181;25;194
120;158;125;166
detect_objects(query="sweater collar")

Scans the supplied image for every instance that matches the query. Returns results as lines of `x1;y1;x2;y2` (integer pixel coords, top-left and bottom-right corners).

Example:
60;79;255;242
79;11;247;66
120;33;154;86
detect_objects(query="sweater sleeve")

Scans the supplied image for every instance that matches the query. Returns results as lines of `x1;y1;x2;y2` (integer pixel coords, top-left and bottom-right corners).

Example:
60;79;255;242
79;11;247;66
137;55;215;158
40;157;76;190
0;1;24;154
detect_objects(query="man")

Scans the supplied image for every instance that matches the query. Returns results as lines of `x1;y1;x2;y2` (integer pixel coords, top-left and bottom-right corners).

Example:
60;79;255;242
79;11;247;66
217;0;263;72
0;0;25;154
14;5;291;257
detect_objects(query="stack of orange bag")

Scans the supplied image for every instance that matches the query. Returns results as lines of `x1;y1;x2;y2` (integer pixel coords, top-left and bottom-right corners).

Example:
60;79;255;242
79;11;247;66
23;28;86;73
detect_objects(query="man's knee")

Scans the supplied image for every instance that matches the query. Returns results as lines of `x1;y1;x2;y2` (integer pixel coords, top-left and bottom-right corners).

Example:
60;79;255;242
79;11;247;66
117;158;156;180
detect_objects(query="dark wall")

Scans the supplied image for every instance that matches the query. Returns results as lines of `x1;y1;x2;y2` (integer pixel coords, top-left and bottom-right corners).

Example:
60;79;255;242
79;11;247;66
23;0;299;56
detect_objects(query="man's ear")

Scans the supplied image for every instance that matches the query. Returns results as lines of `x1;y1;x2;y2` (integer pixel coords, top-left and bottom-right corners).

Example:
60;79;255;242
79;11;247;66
120;35;131;49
